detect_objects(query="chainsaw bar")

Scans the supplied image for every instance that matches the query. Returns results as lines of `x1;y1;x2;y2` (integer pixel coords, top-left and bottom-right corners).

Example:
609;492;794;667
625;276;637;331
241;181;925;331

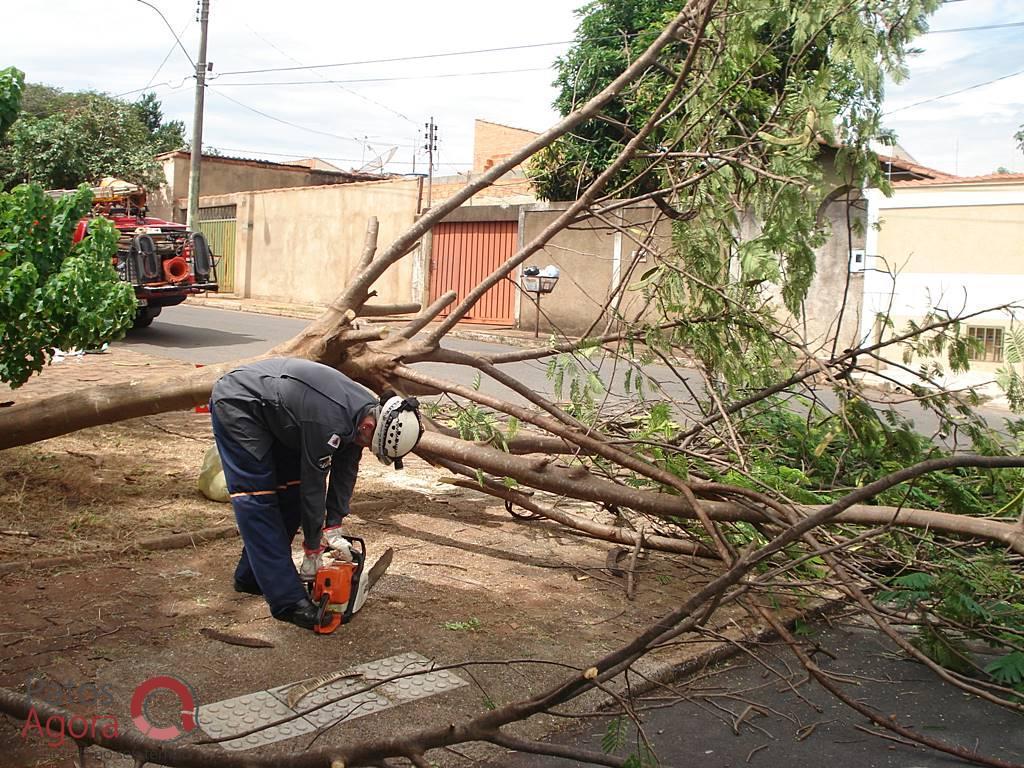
352;547;393;614
363;547;393;593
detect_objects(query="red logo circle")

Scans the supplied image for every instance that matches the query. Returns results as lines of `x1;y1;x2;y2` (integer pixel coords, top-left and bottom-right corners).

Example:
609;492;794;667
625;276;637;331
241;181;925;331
129;675;197;741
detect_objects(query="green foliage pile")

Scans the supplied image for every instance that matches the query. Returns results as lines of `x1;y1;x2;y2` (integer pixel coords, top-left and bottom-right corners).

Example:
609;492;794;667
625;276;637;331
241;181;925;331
0;184;136;386
0;80;184;191
997;327;1024;412
674;395;1023;695
881;562;1024;696
709;396;1022;513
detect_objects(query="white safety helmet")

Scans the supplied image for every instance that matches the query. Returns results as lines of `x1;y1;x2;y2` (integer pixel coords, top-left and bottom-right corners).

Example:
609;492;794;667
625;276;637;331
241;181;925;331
370;394;423;470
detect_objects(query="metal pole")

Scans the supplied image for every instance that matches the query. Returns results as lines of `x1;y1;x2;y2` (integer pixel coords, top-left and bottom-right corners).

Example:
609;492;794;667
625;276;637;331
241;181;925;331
424;117;436;210
186;0;211;230
534;290;541;338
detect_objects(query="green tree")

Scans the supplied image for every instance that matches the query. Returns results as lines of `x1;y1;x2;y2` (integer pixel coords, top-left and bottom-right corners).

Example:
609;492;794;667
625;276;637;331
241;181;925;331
529;0;939;390
0;67;136;387
0;84;183;191
133;90;186;153
0;66;24;139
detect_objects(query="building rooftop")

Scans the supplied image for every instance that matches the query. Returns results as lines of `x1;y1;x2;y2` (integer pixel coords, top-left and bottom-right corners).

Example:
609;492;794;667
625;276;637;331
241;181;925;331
892;171;1024;188
156;150;389;182
875;153;955;182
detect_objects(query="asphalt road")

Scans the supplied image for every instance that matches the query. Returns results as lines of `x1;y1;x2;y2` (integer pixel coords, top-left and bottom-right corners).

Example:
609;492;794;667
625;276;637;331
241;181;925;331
489;621;1024;767
119;304;1012;440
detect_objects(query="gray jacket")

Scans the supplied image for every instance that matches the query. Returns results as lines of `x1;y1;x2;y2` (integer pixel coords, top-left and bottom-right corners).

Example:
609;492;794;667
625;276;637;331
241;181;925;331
211;358;377;551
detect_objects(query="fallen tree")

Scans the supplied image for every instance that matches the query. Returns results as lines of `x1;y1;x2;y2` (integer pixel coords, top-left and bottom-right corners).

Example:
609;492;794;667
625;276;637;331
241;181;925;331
2;1;1023;766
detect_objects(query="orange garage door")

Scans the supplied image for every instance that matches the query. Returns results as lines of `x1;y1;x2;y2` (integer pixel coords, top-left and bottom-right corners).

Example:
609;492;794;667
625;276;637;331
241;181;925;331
429;221;517;325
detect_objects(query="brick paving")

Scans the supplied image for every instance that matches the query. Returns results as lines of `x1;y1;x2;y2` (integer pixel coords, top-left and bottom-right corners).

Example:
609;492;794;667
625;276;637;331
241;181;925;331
2;347;195;407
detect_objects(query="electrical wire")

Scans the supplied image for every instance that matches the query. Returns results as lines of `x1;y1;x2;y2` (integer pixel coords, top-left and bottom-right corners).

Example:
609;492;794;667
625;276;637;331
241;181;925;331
208;88;393;148
115;76;192;99
215;40;573;77
212;17;1019;80
207;145;473;168
929;20;1024;34
141;19;193;94
133;0;195;68
210;66;551;87
884;66;1024;115
241;20;416;126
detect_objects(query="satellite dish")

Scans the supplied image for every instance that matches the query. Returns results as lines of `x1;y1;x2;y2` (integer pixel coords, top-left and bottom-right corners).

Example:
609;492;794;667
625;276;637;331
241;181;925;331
357;146;398;174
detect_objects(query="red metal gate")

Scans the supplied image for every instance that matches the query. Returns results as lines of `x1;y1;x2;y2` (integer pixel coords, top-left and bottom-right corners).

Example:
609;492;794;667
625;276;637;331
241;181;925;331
429;220;517;325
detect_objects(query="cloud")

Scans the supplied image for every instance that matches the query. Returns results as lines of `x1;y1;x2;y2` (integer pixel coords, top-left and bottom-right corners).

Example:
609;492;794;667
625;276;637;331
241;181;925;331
6;0;1021;177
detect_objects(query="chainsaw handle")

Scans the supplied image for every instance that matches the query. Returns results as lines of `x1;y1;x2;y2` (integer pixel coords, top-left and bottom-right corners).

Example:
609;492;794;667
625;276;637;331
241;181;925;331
346;536;366;566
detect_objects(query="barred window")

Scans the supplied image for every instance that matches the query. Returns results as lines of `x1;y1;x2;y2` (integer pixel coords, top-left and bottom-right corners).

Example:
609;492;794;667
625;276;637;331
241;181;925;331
967;326;1004;363
198;204;237;222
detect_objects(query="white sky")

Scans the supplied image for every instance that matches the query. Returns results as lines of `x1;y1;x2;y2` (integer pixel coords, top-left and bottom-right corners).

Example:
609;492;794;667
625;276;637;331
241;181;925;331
5;0;1023;178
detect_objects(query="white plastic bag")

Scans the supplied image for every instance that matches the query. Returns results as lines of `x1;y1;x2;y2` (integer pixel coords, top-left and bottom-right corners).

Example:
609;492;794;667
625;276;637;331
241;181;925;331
198;444;230;503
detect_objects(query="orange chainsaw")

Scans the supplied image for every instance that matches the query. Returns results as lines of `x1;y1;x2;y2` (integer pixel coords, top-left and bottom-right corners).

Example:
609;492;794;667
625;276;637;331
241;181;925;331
309;537;393;635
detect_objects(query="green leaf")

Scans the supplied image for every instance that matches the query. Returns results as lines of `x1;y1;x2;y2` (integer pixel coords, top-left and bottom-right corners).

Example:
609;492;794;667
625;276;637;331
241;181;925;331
984;652;1024;687
601;717;627;754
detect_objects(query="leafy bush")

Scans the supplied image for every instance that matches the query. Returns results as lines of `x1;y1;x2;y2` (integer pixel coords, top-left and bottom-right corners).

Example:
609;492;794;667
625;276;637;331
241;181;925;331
0;184;136;386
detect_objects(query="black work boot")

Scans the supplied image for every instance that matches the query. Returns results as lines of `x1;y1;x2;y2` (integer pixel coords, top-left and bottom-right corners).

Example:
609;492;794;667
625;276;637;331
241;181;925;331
273;598;320;630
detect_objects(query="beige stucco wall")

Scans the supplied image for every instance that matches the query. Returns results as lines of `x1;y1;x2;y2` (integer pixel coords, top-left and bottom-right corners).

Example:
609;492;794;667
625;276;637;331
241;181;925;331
876;203;1024;275
517;204;672;336
199;179;421;306
149;153;363;221
517;191;866;347
861;181;1024;377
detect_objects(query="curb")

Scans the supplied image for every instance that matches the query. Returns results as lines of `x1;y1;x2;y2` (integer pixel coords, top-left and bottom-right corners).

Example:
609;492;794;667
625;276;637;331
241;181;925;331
186;296;554;350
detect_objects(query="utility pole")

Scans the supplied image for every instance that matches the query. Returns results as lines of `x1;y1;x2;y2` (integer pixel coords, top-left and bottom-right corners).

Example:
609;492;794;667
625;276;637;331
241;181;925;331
424;117;437;210
186;0;211;231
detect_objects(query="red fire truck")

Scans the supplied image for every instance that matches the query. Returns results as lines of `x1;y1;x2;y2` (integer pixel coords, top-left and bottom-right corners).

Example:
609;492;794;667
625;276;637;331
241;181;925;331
68;179;219;327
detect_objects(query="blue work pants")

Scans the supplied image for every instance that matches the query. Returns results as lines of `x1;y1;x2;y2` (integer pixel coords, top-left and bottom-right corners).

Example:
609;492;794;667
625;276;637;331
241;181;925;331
210;405;308;615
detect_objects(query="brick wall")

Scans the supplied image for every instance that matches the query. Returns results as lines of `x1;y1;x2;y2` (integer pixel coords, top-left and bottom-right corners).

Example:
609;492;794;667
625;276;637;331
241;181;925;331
472;119;540;174
429;173;535;207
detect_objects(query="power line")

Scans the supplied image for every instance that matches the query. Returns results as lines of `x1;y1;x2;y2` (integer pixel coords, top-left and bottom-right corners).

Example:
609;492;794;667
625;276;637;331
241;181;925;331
211;66;550;88
210;17;1021;80
206;145;473;168
208;88;403;148
884;66;1024;115
928;19;1024;33
141;18;193;94
115;77;192;99
241;21;416;126
215;40;573;77
133;0;195;68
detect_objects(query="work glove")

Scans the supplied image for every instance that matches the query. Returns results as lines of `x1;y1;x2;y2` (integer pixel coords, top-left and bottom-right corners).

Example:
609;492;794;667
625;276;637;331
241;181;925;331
299;548;324;582
322;526;354;563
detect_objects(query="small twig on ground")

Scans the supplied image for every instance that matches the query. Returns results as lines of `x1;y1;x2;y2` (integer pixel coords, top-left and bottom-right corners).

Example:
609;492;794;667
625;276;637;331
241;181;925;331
198;628;274;649
625;529;644;601
140;418;209;441
413;561;469;571
795;719;834;741
746;743;770;763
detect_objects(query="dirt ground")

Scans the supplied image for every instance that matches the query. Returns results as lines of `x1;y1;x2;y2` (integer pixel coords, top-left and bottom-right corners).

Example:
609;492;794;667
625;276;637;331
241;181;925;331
0;351;760;767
